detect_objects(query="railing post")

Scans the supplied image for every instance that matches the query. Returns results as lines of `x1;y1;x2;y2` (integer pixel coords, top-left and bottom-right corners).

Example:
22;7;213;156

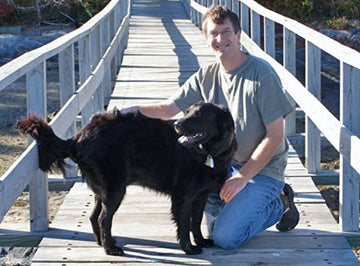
232;0;239;17
59;44;77;178
305;41;321;173
339;63;360;231
240;2;249;36
264;18;275;58
110;10;117;86
225;0;231;9
91;25;104;113
102;16;112;104
26;62;48;232
79;35;93;126
115;2;122;69
251;10;260;46
284;28;296;136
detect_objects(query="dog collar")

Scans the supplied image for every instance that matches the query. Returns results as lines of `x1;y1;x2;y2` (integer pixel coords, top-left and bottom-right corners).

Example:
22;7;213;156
205;154;215;168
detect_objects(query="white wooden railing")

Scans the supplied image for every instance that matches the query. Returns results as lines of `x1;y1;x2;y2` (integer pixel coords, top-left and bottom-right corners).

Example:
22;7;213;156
0;0;130;231
1;0;359;234
183;0;360;232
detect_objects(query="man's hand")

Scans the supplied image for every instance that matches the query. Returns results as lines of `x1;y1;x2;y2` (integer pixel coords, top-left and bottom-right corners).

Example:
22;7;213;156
220;175;248;203
119;106;140;115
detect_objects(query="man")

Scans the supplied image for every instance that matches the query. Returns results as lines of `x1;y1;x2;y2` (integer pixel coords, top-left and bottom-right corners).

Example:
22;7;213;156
121;6;299;249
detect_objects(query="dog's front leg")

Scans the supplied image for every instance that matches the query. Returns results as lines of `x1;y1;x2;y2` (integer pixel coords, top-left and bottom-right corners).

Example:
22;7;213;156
171;196;202;255
191;192;214;248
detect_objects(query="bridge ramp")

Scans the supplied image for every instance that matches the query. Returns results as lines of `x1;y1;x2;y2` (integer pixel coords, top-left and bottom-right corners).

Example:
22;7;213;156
23;0;360;264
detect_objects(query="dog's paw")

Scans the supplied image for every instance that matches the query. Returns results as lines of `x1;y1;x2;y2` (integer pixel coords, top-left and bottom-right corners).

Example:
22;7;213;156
182;244;203;255
105;246;124;256
196;238;214;248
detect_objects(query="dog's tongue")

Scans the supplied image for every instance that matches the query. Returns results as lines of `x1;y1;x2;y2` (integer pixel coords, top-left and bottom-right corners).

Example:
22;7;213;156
178;133;206;145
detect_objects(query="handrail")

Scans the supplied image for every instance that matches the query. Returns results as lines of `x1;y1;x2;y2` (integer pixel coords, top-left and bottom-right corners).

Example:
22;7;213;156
184;0;360;232
0;0;124;91
0;0;130;230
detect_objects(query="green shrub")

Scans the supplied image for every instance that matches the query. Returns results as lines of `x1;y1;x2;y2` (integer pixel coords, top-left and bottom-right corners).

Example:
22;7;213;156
256;0;360;26
0;0;110;27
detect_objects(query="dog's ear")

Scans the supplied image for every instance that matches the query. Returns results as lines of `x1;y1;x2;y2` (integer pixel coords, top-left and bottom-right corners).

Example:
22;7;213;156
208;108;235;157
217;108;234;132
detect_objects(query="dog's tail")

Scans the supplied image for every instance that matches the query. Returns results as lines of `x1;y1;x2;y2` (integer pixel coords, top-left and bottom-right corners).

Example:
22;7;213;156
15;115;75;175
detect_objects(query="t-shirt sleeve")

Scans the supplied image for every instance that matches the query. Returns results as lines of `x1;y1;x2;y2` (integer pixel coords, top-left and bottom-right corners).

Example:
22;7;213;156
256;69;295;125
170;70;203;113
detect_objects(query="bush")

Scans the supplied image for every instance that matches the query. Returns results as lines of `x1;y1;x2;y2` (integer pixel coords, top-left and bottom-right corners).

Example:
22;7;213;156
0;0;110;27
256;0;360;25
0;0;18;26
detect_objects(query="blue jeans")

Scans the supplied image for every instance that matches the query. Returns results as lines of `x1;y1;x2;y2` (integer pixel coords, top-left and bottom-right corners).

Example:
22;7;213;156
204;161;284;249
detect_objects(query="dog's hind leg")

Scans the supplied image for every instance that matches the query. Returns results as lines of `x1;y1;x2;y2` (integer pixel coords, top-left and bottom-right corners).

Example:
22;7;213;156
90;195;102;245
191;192;214;248
98;190;125;256
171;196;202;255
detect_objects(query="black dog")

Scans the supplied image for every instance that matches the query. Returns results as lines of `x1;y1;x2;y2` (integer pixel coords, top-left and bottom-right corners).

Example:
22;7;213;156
16;102;237;255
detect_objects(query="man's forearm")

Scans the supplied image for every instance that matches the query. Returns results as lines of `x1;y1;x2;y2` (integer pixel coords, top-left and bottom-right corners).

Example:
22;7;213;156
122;99;181;120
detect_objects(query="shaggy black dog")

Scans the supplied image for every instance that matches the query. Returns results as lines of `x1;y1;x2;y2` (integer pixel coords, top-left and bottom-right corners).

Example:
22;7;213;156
16;102;237;256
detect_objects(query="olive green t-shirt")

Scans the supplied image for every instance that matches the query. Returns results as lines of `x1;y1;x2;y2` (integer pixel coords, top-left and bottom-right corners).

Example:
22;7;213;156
171;54;294;182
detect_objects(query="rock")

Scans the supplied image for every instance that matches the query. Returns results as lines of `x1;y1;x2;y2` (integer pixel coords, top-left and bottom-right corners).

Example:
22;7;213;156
0;25;74;66
320;28;360;51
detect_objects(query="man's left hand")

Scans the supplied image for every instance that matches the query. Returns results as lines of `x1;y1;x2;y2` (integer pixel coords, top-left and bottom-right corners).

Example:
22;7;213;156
220;176;248;203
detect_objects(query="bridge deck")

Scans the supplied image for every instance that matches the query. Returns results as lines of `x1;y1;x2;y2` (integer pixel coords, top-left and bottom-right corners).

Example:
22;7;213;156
2;0;359;264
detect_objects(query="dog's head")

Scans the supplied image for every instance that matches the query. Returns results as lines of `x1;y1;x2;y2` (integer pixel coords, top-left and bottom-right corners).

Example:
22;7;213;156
174;102;236;158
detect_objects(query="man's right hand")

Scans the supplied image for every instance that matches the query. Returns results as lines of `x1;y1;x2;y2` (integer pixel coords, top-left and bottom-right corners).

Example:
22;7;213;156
119;106;140;115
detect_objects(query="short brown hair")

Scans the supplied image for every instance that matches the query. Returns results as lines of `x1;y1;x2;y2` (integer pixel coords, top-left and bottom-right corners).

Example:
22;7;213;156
202;6;241;37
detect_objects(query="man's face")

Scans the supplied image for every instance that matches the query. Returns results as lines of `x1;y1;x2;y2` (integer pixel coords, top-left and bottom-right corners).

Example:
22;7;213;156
206;18;241;61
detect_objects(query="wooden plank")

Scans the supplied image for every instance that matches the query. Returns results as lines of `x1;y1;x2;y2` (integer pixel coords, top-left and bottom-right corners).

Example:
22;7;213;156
283;28;296;136
240;2;249;35
59;44;77;177
31;247;359;265
339;63;360;231
78;34;93;127
305;41;321;173
18;1;359;264
251;10;261;46
25;62;49;232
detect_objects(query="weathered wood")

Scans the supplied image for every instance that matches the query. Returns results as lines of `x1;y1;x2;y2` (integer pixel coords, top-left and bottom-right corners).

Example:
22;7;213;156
0;0;126;92
2;1;359;264
26;62;49;232
0;0;130;227
0;142;39;224
339;63;360;231
78;35;93;127
305;41;321;173
59;44;77;177
236;0;360;68
283;28;296;136
240;2;249;35
264;18;275;58
251;10;260;46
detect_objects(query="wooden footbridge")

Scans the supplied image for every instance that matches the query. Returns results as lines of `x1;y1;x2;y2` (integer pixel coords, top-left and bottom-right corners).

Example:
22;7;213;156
1;0;360;264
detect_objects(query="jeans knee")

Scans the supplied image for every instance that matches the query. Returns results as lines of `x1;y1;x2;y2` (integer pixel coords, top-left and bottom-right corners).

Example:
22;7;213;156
212;225;250;250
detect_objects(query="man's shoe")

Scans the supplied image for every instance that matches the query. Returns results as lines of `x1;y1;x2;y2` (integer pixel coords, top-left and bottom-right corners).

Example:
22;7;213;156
276;183;299;232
